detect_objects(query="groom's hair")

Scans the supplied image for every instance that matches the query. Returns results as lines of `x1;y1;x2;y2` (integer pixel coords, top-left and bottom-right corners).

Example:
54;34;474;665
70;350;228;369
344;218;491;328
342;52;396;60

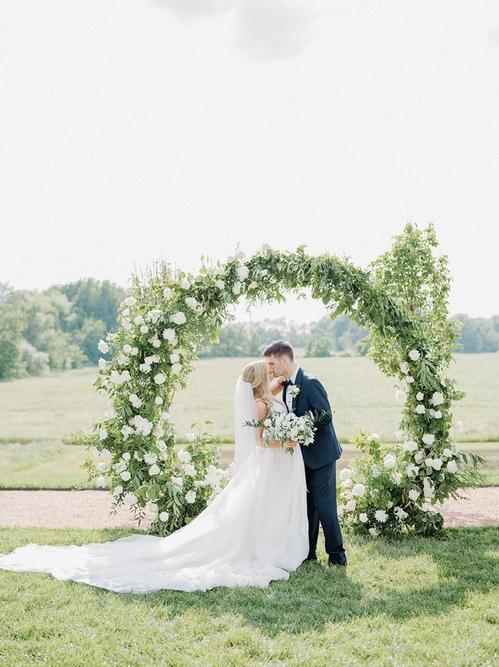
262;340;294;361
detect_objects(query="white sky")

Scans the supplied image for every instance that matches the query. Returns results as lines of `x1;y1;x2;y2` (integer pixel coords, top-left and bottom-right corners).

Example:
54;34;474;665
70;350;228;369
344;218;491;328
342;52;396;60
1;0;498;322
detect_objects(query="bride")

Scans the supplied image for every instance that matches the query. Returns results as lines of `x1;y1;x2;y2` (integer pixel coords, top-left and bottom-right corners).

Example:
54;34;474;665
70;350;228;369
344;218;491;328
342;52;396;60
0;361;308;593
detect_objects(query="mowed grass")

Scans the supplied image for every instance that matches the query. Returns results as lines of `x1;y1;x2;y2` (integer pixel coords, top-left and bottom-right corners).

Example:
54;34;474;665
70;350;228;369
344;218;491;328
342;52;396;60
1;354;498;442
0;526;497;666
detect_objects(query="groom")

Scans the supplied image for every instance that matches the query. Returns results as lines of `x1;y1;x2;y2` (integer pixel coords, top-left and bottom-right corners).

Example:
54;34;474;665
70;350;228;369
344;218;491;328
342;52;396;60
263;340;347;567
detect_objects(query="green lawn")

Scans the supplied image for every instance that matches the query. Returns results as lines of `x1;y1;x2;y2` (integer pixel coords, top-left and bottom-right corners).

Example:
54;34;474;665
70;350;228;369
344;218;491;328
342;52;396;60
0;354;498;443
0;441;497;490
0;526;497;666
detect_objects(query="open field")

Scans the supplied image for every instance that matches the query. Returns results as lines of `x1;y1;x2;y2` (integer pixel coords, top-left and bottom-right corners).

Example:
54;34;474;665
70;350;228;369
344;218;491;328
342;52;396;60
0;526;497;666
1;354;498;443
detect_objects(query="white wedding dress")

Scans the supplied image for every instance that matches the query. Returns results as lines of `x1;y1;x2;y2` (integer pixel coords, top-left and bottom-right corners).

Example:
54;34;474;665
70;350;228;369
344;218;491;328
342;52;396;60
0;383;308;593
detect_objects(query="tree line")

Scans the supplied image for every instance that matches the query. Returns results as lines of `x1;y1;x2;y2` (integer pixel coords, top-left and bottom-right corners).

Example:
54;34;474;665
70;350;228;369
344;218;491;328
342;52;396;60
0;280;497;379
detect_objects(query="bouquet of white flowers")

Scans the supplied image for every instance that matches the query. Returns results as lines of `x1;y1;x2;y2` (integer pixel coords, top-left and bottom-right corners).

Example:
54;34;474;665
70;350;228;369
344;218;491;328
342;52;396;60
245;410;325;454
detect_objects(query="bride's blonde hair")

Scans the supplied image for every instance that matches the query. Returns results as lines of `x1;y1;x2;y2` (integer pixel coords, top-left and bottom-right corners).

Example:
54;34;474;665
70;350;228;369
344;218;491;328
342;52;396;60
241;360;274;414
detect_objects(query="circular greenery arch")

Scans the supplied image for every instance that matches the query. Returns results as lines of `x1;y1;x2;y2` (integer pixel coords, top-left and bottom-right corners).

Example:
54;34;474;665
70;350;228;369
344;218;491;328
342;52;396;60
86;224;481;537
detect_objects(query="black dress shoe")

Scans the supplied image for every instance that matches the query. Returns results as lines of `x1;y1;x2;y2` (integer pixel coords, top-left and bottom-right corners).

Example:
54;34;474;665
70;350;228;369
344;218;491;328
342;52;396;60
305;554;318;562
328;556;347;567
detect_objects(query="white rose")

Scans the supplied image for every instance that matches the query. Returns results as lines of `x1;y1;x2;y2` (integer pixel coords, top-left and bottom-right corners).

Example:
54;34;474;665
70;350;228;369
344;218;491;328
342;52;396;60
120;470;131;481
399;362;409;374
408;349;420;361
155;396;164;405
170;352;180;364
95;476;106;487
149;464;160;476
339;468;352;481
124;492;137;506
185;490;196;504
237;266;249;281
391;472;402;485
249;281;258;289
359;513;368;523
406;463;419;477
185;433;196;443
416;392;424;401
100;448;112;461
403;440;417;452
415;404;426;414
383;453;396;469
447;460;458;473
159;511;169;522
133;315;144;325
180;279;190;290
139;363;151;374
98;429;108;440
421;502;432;512
97;339;109;354
162;328;176;342
140;325;149;334
232;282;241;295
408;489;420;501
394;507;408;520
431;410;442;419
185;297;198;310
123;344;132;354
171;476;183;489
406;375;415;384
215;280;225;290
131;346;139;355
431;458;443;470
147;502;159;515
124;296;136;307
113;485;123;496
422;433;435;446
163;287;173;300
98;358;107;369
170;311;187;325
345;499;356;511
414;451;424;464
375;509;388;523
352;483;365;497
154;373;166;385
177;449;192;463
369;527;379;537
442;448;452;458
341;478;352;488
423;477;434;498
171;363;182;374
431;391;444;406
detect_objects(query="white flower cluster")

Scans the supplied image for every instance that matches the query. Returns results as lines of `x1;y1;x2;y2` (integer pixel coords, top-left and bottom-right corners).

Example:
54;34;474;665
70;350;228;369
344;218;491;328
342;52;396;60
247;411;317;450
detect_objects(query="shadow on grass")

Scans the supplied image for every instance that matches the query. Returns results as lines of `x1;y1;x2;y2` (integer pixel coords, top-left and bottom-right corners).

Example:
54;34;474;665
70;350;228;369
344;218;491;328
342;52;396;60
80;526;499;637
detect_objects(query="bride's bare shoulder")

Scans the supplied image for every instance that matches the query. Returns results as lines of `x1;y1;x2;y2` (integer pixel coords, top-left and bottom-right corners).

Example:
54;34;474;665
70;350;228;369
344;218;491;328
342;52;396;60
254;398;267;420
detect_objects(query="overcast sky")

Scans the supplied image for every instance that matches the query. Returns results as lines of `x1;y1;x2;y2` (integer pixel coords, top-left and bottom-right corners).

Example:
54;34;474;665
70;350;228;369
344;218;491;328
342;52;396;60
1;0;498;322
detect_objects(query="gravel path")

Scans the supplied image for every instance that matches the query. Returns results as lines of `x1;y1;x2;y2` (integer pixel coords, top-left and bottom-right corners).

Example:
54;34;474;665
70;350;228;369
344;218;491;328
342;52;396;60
0;487;497;530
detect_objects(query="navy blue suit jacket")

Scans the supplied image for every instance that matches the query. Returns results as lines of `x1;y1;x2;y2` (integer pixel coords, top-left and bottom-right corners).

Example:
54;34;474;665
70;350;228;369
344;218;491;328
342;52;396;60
286;367;342;470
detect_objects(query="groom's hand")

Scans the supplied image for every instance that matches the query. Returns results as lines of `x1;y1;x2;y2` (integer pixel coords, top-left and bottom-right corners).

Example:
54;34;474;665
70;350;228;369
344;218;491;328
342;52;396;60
284;440;298;449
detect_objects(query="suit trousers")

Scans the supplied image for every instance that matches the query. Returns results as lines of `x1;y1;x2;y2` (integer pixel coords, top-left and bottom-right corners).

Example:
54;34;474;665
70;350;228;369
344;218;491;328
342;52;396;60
305;460;345;560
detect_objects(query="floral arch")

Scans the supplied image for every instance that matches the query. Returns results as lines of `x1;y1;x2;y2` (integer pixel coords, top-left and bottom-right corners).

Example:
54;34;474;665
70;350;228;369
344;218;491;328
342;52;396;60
86;224;479;537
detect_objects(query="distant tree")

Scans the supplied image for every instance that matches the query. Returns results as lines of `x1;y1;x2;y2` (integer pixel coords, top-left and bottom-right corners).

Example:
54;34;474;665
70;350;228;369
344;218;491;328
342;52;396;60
0;283;25;379
453;314;499;352
58;278;124;332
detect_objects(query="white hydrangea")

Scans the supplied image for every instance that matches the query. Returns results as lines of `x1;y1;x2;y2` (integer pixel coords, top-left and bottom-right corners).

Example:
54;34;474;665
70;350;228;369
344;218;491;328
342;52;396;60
154;373;166;385
431;391;445;406
98;339;109;354
162;328;176;342
352;483;365;497
403;440;417;452
170;311;187;325
146;309;162;323
339;468;351;481
375;509;388;523
422;433;435;446
383;453;396;469
237;266;249;281
185;297;198;310
132;415;153;436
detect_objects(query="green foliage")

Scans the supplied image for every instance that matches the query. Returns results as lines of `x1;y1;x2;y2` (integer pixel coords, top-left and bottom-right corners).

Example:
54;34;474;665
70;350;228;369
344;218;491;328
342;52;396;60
89;224;484;538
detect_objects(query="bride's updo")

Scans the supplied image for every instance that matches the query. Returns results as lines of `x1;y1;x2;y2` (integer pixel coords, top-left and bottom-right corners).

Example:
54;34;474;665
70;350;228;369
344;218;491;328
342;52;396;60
241;360;274;413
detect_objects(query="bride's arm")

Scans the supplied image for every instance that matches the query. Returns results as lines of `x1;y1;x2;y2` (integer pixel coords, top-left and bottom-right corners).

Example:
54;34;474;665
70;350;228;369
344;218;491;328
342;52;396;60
254;399;267;446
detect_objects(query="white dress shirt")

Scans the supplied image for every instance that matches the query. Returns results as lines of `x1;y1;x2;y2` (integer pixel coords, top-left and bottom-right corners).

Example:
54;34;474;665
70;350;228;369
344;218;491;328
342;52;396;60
285;366;300;413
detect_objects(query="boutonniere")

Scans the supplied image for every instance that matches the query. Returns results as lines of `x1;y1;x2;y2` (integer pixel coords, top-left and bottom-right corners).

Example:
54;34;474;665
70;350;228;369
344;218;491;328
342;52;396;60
288;385;300;399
